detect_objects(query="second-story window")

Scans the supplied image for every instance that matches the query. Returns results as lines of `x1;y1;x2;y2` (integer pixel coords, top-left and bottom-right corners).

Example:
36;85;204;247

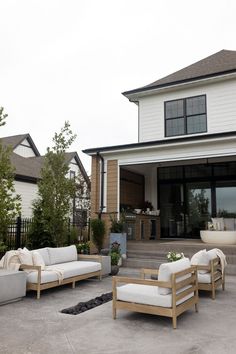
165;95;207;137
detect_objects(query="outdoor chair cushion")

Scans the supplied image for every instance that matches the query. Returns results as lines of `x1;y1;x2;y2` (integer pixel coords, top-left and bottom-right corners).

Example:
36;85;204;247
117;283;193;308
191;250;210;274
47;245;77;265
198;272;222;284
26;261;101;284
158;257;191;295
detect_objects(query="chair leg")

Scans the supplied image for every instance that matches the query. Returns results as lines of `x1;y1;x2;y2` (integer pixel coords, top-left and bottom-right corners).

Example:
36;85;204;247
212;287;216;300
112;300;116;320
72;281;75;289
37;288;41;300
172;316;177;329
195;303;198;313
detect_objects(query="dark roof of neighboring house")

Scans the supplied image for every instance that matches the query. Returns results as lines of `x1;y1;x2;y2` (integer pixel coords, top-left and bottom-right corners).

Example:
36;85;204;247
1;134;90;186
123;50;236;96
1;133;40;156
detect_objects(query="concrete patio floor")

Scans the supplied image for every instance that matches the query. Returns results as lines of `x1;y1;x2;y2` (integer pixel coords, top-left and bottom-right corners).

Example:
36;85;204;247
1;268;236;354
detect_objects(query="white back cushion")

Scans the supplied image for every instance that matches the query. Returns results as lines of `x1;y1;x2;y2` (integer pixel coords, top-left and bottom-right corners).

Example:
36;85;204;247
191;250;210;274
32;251;45;270
207;249;218;260
48;245;77;265
158;257;191;295
35;248;51;266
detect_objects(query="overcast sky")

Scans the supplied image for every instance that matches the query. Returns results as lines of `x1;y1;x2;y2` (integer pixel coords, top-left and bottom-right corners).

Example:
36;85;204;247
0;0;235;173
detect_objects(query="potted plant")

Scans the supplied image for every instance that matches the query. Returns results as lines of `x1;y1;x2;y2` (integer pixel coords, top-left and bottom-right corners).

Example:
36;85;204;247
90;218;106;253
110;241;121;275
166;251;184;262
109;211;127;256
76;241;90;254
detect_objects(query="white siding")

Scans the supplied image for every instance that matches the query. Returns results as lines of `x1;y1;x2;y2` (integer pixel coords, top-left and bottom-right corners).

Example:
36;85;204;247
102;136;236;167
14;139;36;157
139;78;236;142
14;181;38;218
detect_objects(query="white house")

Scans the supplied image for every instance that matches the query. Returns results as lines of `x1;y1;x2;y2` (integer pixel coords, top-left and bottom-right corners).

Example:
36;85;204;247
1;134;90;218
84;49;236;240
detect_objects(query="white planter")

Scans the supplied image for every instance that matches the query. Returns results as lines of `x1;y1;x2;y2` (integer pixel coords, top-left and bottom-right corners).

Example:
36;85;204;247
200;230;236;245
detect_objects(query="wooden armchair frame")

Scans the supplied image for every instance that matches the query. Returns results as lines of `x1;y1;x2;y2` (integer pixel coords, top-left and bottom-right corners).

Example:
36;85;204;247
197;257;225;300
20;254;102;299
112;266;198;329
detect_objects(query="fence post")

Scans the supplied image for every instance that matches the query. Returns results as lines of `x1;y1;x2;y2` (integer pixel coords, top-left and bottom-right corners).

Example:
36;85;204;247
16;216;22;249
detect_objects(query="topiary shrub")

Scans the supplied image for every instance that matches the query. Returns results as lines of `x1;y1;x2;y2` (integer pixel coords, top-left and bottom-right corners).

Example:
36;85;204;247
90;218;105;253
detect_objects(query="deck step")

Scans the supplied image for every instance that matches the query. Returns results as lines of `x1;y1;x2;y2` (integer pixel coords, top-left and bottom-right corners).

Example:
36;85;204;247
123;240;236;275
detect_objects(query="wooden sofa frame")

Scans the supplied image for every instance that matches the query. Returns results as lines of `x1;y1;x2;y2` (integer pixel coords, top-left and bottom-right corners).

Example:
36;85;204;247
20;254;102;299
112;266;198;329
197;257;225;300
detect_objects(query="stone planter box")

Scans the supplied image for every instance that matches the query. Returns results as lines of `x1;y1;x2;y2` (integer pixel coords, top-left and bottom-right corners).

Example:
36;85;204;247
110;233;127;255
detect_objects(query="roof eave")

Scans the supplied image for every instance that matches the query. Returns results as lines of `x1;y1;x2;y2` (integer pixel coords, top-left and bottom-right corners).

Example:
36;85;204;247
122;69;236;100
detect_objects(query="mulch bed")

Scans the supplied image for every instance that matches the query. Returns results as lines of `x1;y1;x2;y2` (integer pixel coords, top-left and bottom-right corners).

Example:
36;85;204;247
61;292;112;315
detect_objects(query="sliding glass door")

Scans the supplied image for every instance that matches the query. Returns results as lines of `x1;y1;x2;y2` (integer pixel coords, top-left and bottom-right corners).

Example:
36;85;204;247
185;182;211;237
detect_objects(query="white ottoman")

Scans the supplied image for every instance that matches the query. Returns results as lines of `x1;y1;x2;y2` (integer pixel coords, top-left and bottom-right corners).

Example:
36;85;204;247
0;269;27;305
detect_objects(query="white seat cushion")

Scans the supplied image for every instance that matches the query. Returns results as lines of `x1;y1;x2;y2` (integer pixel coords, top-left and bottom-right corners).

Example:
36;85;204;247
26;260;101;284
117;284;193;308
49;261;101;278
48;245;77;265
224;218;235;231
198;272;221;284
198;273;211;284
158;258;191;295
27;270;59;284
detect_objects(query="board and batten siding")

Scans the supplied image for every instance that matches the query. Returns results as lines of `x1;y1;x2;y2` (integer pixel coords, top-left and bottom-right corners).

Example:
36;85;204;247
14;181;38;218
138;78;236;142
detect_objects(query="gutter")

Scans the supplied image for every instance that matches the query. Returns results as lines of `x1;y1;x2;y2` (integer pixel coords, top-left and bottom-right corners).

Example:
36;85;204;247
97;152;106;218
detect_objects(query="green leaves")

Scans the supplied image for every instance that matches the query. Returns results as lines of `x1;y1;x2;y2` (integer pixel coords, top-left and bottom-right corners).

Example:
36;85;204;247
0;108;21;242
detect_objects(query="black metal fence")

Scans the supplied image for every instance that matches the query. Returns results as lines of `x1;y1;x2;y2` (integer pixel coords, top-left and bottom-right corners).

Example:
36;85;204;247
6;216;90;250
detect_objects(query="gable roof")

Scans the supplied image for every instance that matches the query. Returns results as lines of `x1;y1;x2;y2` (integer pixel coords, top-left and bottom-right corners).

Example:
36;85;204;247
1;134;90;187
123;50;236;96
1;134;40;156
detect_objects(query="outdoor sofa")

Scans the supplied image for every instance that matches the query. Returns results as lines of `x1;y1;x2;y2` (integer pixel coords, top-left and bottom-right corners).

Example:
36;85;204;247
17;245;102;299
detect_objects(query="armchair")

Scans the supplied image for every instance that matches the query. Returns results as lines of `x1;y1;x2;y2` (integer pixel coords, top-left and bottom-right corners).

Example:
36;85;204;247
112;258;198;329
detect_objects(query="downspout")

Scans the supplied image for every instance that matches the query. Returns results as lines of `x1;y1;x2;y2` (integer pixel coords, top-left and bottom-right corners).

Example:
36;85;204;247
97;152;105;219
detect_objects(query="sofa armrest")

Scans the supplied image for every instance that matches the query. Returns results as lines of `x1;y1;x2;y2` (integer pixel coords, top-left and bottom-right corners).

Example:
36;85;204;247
112;275;171;288
20;264;42;285
78;254;102;263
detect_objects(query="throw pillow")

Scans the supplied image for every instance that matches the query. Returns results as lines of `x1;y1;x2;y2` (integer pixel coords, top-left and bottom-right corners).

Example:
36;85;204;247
32;251;45;270
18;248;33;265
211;218;224;231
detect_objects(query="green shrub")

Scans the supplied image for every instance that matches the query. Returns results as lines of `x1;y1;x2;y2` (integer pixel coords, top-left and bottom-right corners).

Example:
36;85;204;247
90;218;105;253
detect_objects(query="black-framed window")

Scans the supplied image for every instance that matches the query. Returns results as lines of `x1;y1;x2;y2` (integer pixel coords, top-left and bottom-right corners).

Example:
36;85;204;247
165;95;207;137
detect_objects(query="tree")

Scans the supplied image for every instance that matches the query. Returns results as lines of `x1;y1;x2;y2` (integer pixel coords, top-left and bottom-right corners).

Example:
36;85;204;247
0;107;21;244
29;122;77;247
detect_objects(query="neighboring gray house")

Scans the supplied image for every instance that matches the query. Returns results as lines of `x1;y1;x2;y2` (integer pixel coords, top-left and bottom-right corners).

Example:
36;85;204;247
1;134;90;218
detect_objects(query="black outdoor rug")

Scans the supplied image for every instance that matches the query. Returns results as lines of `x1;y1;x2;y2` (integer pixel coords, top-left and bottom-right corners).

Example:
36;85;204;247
61;292;112;315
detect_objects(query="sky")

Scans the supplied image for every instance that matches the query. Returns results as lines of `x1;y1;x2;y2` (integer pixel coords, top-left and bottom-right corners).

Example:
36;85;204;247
0;0;236;173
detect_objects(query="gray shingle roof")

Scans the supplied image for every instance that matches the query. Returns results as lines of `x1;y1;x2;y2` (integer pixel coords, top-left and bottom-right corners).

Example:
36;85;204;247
1;134;40;156
123;50;236;96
